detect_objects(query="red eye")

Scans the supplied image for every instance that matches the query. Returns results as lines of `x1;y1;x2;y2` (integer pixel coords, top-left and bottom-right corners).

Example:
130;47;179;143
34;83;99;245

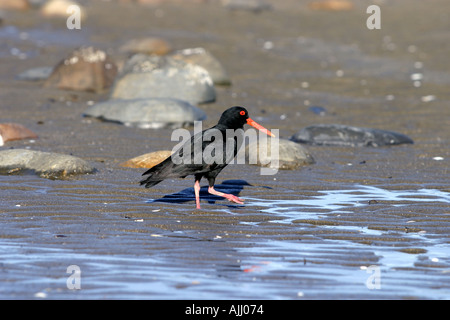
240;111;246;116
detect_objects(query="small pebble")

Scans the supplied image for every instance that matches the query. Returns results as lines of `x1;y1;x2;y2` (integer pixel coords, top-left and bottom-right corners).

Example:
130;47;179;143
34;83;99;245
410;73;423;81
385;94;395;101
421;95;436;102
263;41;274;50
34;292;47;298
407;45;417;53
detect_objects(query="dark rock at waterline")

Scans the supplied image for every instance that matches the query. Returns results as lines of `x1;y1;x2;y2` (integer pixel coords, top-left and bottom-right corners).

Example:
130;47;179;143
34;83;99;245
83;98;206;129
290;124;414;147
242;138;315;170
111;54;216;104
44;46;118;93
0;149;95;179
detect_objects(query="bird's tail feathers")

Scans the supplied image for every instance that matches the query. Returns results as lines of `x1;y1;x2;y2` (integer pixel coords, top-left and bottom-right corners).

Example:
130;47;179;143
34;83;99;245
140;175;163;188
140;163;164;188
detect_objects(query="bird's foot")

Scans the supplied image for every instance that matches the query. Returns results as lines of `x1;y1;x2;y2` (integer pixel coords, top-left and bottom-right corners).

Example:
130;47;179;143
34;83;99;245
208;186;244;205
223;193;244;205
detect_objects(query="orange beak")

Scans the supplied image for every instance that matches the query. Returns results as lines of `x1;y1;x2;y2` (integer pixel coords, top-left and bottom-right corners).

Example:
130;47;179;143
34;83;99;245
246;118;275;137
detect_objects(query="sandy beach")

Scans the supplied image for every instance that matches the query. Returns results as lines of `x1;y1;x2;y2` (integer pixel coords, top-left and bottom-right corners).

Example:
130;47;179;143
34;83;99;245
0;0;449;299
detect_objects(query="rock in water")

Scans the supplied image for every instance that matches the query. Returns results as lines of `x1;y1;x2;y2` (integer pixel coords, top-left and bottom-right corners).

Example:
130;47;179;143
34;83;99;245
0;123;38;146
0;149;95;179
120;150;172;168
44;46;117;93
111;54;215;105
83;98;206;129
242;138;315;170
290;124;414;147
170;48;231;85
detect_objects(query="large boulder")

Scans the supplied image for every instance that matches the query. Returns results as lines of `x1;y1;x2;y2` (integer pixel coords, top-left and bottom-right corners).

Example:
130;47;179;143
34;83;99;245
44;46;118;93
290;124;414;147
110;54;216;104
170;48;231;85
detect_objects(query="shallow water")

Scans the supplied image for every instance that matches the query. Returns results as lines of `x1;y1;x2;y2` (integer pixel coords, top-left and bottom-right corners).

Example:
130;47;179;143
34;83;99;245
1;177;449;299
1;0;450;299
247;186;450;221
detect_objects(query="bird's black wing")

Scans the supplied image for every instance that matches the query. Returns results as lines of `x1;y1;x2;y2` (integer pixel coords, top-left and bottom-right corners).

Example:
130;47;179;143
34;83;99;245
140;128;224;188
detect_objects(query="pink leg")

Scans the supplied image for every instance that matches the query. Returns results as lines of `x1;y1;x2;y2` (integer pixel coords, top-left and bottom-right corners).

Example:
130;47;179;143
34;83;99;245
208;186;244;205
194;180;201;209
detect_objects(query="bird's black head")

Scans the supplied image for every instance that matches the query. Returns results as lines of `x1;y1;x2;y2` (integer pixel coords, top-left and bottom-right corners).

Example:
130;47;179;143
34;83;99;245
217;106;249;129
217;106;275;136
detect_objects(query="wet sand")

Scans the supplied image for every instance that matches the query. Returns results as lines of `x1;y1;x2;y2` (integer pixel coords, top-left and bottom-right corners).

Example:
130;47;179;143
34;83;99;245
0;0;449;299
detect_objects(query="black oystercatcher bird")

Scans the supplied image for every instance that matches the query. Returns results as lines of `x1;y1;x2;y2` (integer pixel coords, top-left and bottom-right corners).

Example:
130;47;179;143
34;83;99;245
140;106;274;209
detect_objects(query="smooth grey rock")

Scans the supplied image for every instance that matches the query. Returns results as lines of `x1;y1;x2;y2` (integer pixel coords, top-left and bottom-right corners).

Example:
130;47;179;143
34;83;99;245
222;0;272;12
241;138;315;170
291;124;414;147
0;149;95;179
83;98;207;129
16;66;53;81
170;48;231;85
111;54;216;105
